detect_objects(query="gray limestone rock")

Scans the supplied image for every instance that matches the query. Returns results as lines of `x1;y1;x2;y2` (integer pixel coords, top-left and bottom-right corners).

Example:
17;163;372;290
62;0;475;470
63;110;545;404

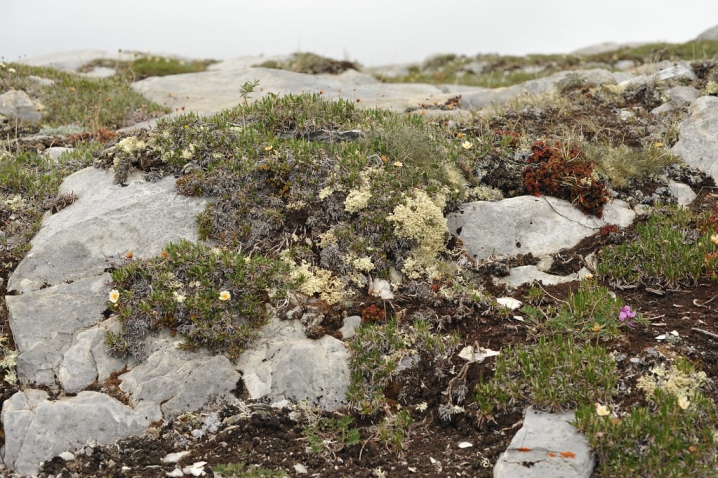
340;315;362;340
459;69;622;110
58;324;128;394
131;66;457;116
619;61;696;87
673;96;718;182
494;407;594;478
448;196;635;262
572;42;644;55
696;24;718;41
651;86;699;114
43;146;74;163
1;389;161;476
119;336;240;418
667;180;697;206
8;167;210;294
0;90;42;123
235;317;350;410
7;274;110;388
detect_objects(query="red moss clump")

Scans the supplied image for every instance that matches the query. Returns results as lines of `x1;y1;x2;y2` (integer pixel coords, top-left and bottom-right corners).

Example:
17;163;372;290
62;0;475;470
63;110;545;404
361;304;385;323
523;141;609;217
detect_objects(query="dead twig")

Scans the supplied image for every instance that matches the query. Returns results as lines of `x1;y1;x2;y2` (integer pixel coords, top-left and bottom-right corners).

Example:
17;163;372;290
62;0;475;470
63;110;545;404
692;328;718;340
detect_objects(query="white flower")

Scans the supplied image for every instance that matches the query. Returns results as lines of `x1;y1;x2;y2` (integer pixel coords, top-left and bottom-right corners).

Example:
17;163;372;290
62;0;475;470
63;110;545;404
595;403;610;416
108;289;120;303
173;292;186;303
219;290;231;301
462;141;473;149
8;67;16;74
678;396;690;410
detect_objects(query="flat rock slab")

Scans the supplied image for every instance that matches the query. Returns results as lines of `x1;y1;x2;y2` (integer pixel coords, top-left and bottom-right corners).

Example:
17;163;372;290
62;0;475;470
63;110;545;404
235;317;350;410
448;195;635;262
493;407;594;478
131;66;472;116
2;389;161;476
120;335;241;418
7;274;110;388
9;167;210;294
672;96;718;182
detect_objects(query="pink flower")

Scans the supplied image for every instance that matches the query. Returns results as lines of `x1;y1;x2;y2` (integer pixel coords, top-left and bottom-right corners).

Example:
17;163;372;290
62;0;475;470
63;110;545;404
619;305;636;328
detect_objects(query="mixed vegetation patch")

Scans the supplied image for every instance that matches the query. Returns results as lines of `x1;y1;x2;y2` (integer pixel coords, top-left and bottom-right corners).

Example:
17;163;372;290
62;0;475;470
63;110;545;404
2;46;718;476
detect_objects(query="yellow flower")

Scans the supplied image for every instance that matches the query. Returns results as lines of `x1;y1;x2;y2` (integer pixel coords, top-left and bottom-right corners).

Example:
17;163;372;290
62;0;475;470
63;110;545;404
108;289;120;304
462;141;473;149
592;323;601;333
393;161;403;167
653;142;664;148
456;132;464;139
219;290;231;301
678;396;690;410
264;145;273;151
711;234;718;245
595;403;610;416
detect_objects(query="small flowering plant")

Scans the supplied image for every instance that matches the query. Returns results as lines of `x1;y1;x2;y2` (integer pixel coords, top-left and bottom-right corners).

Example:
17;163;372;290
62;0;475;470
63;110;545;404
618;305;636;328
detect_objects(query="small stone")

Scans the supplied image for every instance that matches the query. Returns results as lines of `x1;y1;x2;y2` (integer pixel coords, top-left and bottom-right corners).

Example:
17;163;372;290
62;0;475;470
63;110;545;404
161;451;192;463
182;461;207;477
166;469;184;477
294;463;308;474
458;441;473;448
58;451;75;461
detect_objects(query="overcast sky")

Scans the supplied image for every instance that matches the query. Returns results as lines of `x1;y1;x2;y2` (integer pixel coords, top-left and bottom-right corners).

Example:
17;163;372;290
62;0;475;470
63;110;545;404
2;1;717;66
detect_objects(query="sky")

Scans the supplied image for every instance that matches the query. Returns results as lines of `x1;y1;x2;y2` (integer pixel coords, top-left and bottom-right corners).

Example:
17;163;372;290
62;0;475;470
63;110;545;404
2;1;717;66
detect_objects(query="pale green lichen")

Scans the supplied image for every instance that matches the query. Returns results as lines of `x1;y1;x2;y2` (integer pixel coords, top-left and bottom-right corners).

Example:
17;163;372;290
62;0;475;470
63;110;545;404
387;189;448;279
0;335;18;386
344;188;372;213
469;185;504;201
352;256;375;272
636;362;709;401
288;259;351;305
706;81;718;96
116;136;147;154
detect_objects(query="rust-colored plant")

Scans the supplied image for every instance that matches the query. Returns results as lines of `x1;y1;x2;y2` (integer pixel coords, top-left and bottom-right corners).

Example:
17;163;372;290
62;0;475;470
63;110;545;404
524;141;609;217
